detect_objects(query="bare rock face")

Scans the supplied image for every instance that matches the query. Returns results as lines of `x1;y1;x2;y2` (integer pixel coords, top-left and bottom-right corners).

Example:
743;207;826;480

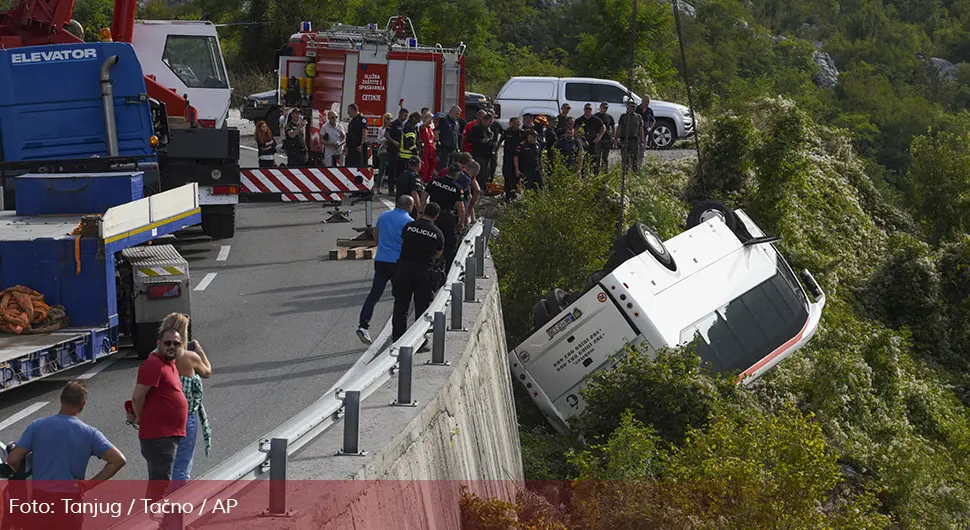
928;57;967;81
813;51;840;89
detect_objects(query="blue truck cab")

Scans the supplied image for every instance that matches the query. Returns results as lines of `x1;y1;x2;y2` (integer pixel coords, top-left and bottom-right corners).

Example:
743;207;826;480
0;42;199;392
0;42;163;207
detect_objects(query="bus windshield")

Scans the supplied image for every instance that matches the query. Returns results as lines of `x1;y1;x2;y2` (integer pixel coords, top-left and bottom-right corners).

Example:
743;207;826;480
679;254;808;375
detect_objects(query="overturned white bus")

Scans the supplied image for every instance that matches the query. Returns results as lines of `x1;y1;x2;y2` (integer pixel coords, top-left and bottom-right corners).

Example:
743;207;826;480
508;201;827;434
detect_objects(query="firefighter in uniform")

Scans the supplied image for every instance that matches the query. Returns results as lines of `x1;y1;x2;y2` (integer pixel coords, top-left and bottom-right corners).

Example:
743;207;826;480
397;112;422;183
392;202;445;341
422;163;467;273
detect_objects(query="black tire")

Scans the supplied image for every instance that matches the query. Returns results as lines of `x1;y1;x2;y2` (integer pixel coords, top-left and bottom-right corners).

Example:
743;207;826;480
651;118;677;150
583;270;607;292
626;222;676;271
545;289;568;315
201;206;236;240
686;200;737;232
533;300;552;328
134;322;158;360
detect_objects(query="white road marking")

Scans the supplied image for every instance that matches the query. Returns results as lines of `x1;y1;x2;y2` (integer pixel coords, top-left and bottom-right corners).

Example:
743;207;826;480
239;145;257;151
216;245;231;262
77;355;122;380
378;197;394;210
195;273;217;291
0;402;49;432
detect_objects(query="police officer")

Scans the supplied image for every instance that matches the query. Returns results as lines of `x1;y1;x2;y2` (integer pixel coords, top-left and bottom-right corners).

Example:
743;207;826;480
422;163;467;273
392;202;445;341
396;155;424;216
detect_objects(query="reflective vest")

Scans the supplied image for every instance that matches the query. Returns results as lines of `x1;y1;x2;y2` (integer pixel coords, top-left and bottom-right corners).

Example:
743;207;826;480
399;125;419;159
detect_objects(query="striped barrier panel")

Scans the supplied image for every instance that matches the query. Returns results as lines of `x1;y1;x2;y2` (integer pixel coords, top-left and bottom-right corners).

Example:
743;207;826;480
240;167;374;202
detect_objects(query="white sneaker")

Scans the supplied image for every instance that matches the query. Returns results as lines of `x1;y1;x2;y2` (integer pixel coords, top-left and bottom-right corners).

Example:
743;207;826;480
356;327;372;345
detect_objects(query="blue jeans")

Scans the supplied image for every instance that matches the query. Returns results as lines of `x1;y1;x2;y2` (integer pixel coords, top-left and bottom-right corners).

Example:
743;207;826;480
171;410;197;488
358;260;398;329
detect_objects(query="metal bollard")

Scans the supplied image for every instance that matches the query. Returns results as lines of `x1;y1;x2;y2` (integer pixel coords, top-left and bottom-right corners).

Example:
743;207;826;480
475;235;486;278
364;200;373;226
483;218;494;249
392;346;418;407
267;438;289;515
464;255;477;302
450;282;463;330
337;391;367;456
427;311;450;366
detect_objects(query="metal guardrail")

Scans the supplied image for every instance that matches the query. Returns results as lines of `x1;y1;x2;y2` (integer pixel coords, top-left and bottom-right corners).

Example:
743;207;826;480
113;217;496;529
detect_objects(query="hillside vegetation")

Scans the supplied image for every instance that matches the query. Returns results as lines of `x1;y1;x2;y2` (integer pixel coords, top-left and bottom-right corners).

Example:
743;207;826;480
62;0;970;526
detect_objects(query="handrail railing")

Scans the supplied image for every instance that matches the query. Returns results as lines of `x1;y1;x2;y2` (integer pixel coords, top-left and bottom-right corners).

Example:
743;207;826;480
110;218;493;530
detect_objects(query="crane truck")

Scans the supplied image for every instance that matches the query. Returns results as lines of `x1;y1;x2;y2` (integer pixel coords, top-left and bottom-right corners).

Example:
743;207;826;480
0;0;240;239
0;40;199;393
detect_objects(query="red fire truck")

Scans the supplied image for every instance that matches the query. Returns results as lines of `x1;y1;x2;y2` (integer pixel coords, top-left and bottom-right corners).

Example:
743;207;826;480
275;16;467;161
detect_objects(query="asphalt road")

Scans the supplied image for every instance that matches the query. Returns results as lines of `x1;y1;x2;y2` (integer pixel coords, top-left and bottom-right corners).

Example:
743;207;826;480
0;171;394;481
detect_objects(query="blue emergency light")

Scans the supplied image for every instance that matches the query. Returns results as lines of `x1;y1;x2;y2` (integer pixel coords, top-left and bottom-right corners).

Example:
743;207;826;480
301;21;312;32
407;38;417;47
368;23;377;30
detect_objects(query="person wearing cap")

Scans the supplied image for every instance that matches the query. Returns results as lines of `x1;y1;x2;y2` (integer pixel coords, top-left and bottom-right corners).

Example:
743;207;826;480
422;163;467;272
396;155;425;216
617;100;645;172
594;102;616;170
575;103;606;174
282;109;308;167
554;103;571;138
514;129;543;191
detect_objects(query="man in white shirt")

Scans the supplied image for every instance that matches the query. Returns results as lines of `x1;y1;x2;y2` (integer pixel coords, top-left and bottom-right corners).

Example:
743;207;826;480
321;110;346;166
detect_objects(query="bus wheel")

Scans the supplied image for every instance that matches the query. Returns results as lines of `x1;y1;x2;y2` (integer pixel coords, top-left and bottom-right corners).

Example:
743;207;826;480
627;222;676;271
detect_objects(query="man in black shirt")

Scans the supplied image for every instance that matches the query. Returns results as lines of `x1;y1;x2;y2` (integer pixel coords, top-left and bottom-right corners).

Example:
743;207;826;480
575;103;606;175
594;102;615;171
345;104;368;167
436;105;461;171
554;103;571;138
422;163;467;273
468;113;495;191
384;108;408;195
396;156;424;216
501;117;523;202
636;96;656;165
514;130;542;191
392;202;445;341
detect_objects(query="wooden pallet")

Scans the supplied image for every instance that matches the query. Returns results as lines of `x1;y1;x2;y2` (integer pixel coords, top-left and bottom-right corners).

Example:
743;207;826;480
335;237;377;247
329;246;377;260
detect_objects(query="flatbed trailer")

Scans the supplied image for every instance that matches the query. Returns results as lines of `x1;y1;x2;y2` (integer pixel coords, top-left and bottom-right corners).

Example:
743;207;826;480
0;182;200;392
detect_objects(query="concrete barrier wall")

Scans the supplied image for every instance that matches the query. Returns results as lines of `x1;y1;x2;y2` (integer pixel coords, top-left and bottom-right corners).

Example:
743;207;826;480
256;254;525;529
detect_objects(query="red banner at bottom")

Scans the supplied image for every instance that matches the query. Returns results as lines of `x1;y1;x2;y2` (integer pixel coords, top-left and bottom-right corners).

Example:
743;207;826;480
0;479;542;530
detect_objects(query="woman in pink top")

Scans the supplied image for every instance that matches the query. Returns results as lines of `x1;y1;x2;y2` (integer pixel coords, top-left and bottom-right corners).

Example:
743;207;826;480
419;112;437;183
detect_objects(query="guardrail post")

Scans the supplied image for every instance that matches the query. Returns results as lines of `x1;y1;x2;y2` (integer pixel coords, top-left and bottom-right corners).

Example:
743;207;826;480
337;391;367;456
475;234;486;278
483;218;494;249
391;346;418;407
427;311;450;366
450;282;464;330
464;255;477;302
364;200;373;226
260;437;293;517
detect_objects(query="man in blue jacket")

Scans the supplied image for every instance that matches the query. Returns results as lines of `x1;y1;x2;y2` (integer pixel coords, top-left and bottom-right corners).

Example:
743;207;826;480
357;194;415;344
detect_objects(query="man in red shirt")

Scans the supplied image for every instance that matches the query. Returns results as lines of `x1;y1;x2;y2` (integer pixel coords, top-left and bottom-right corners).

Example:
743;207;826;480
130;326;188;500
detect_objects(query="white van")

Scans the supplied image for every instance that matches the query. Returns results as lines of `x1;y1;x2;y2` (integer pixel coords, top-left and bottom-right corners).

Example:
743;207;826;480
508;201;826;434
493;76;694;149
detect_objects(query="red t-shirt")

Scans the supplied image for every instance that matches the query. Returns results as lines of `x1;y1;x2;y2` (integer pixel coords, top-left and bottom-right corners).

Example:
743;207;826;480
136;353;188;440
